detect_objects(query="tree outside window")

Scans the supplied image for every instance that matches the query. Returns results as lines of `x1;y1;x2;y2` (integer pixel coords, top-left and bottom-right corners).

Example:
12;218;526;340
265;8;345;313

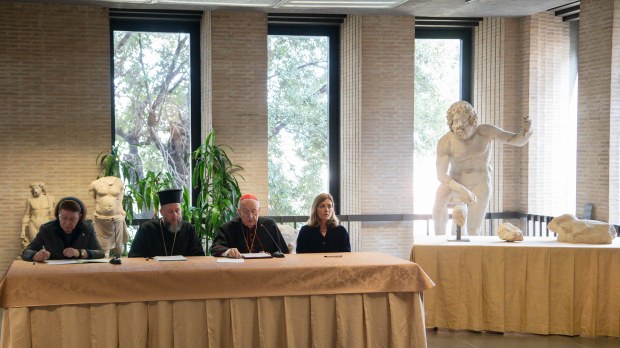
111;12;201;220
267;35;330;216
113;31;191;194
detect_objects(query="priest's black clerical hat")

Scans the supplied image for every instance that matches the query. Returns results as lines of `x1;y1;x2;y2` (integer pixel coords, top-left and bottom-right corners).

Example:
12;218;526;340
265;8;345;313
158;189;182;206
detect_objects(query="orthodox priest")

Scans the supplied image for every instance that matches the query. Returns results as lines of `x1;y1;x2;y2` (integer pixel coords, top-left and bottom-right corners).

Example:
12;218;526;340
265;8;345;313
128;189;205;257
210;194;289;258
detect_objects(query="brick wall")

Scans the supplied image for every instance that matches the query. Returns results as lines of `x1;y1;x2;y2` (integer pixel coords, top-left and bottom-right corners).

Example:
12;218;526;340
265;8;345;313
201;12;212;139
209;12;269;211
502;18;527;213
473;15;572;232
611;2;620;224
474;18;507;232
523;13;573;217
473;18;524;233
0;2;110;272
356;15;415;258
577;0;615;222
340;15;362;250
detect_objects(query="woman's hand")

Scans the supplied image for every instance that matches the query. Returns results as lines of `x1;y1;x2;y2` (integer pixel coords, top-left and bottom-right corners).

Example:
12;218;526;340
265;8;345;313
33;249;50;262
63;247;80;258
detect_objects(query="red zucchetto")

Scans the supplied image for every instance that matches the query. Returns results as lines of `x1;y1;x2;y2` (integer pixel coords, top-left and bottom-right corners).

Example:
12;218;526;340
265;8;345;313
240;193;258;201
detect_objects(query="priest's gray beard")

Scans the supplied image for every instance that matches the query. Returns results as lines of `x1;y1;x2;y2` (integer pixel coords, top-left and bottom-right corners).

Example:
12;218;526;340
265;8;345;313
165;220;182;234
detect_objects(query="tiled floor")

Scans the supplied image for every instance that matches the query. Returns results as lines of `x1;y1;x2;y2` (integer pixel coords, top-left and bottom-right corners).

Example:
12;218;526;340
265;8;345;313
427;329;620;348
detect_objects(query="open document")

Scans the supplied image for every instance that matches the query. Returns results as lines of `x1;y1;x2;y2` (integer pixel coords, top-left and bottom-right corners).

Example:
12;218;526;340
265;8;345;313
45;259;111;265
154;255;187;261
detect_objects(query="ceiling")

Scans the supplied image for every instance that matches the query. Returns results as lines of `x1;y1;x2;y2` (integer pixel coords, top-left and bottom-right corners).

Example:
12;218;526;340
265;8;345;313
29;0;578;18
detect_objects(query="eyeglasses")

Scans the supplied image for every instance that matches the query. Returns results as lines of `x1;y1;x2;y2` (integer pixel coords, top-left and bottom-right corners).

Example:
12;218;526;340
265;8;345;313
59;215;79;223
240;209;259;217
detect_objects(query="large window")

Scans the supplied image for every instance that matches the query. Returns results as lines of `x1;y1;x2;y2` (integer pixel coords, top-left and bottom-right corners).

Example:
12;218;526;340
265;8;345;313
413;28;472;236
267;22;341;216
110;10;201;214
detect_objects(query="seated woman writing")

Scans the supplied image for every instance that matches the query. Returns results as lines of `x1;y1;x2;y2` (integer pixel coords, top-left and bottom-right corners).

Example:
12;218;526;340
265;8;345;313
21;197;105;262
296;193;351;253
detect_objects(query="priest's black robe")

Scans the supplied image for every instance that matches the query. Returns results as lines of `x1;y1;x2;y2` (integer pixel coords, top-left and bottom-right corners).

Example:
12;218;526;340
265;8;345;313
209;217;289;256
128;219;205;257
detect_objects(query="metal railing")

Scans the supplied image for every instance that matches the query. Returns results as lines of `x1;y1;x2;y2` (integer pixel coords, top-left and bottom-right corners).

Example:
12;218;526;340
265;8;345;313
266;212;620;237
132;212;620;238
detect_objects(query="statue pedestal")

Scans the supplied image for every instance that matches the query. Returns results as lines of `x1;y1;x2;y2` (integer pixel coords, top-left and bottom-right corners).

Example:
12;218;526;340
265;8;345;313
448;225;469;242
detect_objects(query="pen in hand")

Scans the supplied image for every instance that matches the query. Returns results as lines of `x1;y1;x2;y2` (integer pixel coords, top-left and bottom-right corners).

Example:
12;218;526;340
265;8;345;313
33;245;46;264
37;245;47;263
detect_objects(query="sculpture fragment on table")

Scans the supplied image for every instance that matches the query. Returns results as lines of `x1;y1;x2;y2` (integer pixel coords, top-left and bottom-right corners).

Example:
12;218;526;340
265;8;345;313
433;101;533;236
89;176;129;257
497;222;524;242
451;200;468;229
548;214;615;244
447;201;469;241
21;182;57;248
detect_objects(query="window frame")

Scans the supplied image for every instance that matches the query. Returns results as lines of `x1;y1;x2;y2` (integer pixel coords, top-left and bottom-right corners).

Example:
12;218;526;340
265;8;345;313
109;10;202;203
267;23;342;214
415;28;473;103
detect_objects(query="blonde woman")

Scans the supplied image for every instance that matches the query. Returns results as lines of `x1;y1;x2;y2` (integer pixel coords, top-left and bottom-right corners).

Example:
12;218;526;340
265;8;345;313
296;193;350;253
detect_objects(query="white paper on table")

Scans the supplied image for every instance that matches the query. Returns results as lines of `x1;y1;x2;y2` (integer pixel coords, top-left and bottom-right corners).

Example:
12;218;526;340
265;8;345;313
87;259;113;263
217;258;245;263
241;253;273;259
154;255;187;261
44;260;80;265
45;259;113;265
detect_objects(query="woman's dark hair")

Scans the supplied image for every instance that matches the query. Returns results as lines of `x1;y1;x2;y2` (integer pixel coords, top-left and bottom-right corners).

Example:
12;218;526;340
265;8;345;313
54;196;86;223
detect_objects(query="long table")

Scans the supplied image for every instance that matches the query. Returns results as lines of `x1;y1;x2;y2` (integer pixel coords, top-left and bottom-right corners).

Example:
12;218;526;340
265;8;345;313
0;252;434;347
411;236;620;337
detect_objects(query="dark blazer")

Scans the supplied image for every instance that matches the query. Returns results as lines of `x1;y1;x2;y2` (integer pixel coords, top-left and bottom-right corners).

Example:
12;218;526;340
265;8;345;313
21;220;105;261
296;224;351;253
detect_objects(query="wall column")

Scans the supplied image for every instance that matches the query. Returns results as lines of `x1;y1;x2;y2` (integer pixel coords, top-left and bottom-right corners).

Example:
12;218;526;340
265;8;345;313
577;0;620;223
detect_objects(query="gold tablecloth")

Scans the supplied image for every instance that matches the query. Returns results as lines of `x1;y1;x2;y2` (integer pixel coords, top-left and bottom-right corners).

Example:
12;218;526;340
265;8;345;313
411;236;620;337
1;252;434;347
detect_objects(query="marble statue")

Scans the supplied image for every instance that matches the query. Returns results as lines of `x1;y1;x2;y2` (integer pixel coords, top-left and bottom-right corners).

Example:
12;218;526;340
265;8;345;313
89;176;129;257
433;101;533;236
21;182;57;248
497;222;524;242
548;214;615;244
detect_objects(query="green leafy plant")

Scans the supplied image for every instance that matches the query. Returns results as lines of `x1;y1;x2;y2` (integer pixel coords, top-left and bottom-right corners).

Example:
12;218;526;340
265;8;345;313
98;131;242;254
96;145;137;181
134;170;176;219
188;130;243;252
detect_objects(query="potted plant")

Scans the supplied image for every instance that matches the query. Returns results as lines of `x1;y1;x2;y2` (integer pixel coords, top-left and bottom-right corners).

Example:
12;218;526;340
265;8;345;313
98;131;243;253
187;130;243;252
